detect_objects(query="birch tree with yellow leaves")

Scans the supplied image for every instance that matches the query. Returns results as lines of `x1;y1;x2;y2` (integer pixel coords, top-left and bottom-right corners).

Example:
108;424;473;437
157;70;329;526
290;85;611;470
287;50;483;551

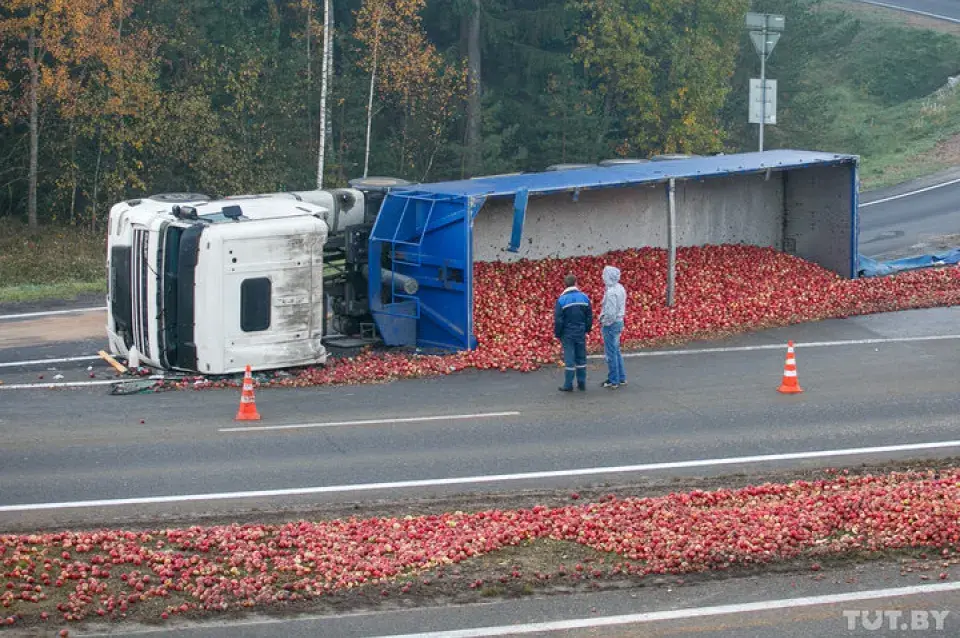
0;0;157;227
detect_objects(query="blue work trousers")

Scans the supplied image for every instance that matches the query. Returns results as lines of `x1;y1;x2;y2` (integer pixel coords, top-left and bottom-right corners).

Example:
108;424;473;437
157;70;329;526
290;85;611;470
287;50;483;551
561;335;587;390
602;321;626;385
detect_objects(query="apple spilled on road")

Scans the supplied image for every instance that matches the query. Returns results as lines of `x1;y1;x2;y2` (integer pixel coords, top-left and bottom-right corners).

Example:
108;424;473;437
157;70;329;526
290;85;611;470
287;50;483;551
136;244;960;390
7;244;960;633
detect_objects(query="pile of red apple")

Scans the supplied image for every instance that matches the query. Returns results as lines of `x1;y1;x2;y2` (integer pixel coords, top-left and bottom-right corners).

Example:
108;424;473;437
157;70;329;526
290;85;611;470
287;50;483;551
164;245;960;390
2;468;959;626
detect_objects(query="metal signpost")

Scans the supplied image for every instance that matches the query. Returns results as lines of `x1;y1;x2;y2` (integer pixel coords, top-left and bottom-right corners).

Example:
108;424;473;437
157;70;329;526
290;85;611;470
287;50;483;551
746;12;785;151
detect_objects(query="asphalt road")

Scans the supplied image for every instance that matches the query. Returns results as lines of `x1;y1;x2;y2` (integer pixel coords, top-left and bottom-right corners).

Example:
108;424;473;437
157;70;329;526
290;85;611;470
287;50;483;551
852;0;960;21
6;151;960;638
859;171;960;259
3;306;960;522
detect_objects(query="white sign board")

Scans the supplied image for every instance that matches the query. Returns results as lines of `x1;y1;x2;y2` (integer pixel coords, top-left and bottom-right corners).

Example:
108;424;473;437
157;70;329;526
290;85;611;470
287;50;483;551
746;12;785;31
749;79;777;124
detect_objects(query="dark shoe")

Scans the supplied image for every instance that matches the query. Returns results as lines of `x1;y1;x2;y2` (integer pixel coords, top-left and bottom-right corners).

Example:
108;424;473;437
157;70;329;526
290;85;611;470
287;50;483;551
577;384;586;392
559;386;574;392
619;380;627;386
601;381;619;389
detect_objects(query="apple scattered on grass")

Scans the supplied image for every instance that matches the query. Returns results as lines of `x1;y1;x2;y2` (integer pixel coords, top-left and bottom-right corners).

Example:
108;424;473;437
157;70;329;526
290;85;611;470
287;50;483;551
3;468;959;624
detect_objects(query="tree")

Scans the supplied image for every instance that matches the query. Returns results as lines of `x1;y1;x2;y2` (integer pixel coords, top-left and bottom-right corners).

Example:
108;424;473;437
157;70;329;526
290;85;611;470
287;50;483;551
27;5;37;228
355;0;388;178
427;0;602;174
353;0;466;179
0;0;157;227
316;0;333;187
133;0;325;196
572;0;747;156
463;0;481;176
1;0;42;228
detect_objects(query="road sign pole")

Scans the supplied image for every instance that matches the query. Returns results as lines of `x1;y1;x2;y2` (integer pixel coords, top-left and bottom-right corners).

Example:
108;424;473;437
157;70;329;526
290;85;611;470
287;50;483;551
759;36;766;152
746;12;784;153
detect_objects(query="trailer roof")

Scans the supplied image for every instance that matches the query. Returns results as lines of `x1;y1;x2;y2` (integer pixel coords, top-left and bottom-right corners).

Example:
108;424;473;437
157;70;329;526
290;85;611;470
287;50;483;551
400;149;858;199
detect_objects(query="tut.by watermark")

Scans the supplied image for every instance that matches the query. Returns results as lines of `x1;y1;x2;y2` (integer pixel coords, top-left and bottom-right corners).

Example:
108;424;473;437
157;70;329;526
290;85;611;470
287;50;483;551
843;610;951;631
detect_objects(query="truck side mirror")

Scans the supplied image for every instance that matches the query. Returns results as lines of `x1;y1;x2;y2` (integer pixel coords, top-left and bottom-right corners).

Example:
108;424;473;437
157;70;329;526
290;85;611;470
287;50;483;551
173;205;198;220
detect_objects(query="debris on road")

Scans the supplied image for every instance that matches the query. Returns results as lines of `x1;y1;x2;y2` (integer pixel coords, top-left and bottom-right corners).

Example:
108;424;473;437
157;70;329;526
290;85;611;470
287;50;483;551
109;376;177;396
97;350;127;374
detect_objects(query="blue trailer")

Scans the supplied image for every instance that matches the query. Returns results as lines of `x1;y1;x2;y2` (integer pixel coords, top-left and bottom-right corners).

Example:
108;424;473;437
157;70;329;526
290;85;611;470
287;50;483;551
367;149;860;352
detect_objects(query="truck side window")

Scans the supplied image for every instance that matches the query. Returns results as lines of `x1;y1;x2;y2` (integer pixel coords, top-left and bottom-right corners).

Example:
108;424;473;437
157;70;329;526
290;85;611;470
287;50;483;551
241;277;271;332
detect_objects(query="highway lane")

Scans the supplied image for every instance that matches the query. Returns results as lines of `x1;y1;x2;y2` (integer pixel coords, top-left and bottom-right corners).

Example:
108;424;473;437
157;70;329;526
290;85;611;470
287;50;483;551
859;174;960;259
848;2;960;258
3;307;960;529
0;194;957;378
852;0;960;22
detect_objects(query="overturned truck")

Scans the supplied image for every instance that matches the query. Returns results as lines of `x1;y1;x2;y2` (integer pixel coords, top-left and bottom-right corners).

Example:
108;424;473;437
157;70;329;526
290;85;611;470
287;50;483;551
105;150;860;375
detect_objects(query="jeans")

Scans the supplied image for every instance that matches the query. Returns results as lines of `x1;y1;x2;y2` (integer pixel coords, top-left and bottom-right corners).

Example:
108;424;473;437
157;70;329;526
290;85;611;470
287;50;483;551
602;321;626;385
561;335;587;390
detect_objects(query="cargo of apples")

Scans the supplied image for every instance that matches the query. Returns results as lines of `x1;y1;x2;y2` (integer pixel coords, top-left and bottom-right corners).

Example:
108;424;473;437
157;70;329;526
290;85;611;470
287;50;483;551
2;468;959;627
166;244;960;390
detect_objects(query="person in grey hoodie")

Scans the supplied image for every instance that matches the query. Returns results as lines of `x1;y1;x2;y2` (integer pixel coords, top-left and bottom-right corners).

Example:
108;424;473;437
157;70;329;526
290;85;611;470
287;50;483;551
599;265;627;388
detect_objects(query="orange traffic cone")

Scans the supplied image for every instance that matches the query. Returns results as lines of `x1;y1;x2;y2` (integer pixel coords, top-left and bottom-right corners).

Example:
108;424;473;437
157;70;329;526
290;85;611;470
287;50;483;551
235;365;261;421
777;341;803;394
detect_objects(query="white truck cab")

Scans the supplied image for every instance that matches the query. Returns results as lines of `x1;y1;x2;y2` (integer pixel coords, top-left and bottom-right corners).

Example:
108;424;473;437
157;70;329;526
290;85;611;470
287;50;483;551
106;191;363;375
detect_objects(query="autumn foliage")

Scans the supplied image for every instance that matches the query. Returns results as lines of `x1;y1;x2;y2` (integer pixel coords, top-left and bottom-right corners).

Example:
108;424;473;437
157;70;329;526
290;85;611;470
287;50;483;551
1;0;760;229
352;0;467;179
573;0;748;156
1;0;158;227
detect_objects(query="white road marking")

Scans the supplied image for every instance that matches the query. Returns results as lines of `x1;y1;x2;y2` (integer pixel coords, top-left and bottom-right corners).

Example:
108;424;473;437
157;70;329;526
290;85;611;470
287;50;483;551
860;175;960;208
850;0;960;25
1;333;957;390
220;411;522;433
0;355;101;369
587;333;960;359
1;334;958;390
371;582;960;638
2;439;959;512
0;379;120;390
0;306;106;321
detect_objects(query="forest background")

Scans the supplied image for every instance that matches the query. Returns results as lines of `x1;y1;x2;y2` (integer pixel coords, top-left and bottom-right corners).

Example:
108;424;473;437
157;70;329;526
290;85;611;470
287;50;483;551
3;0;960;300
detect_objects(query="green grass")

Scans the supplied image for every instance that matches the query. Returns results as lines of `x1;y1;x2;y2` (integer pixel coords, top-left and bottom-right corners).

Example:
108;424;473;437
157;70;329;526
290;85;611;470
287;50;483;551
825;82;960;190
0;220;106;304
818;12;960;189
758;2;960;190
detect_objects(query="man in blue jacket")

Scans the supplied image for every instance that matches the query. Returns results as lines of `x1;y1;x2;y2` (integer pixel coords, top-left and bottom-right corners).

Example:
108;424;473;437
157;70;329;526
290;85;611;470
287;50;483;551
554;274;593;392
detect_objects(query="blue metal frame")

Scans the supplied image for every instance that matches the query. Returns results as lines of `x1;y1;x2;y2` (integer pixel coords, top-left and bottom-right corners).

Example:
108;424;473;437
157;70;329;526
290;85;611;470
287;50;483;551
369;190;485;351
508;188;529;253
368;149;861;352
399;150;859;200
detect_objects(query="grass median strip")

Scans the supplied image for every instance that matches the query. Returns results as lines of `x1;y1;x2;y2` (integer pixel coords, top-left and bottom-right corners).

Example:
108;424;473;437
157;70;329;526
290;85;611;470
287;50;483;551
2;465;960;632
